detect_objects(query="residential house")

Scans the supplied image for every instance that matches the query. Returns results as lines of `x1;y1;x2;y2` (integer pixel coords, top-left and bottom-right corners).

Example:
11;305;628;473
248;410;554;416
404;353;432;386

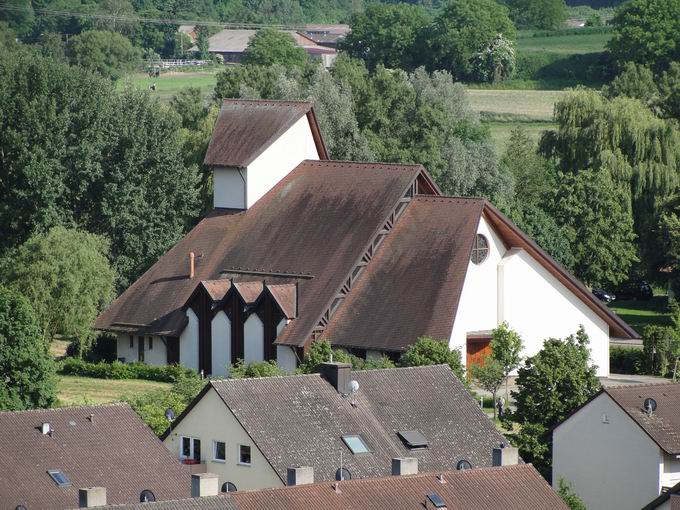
90;464;568;510
553;382;680;510
160;364;510;492
95;98;637;377
301;24;350;48
643;481;680;510
0;404;191;510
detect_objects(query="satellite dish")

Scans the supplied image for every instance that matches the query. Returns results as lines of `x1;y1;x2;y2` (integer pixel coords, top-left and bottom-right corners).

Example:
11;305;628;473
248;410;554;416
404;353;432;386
15;506;28;510
644;398;657;415
140;489;156;503
349;380;359;393
456;459;472;471
165;408;176;422
336;467;352;481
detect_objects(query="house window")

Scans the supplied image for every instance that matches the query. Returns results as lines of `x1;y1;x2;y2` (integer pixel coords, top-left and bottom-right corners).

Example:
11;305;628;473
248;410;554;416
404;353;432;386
342;435;370;454
149;337;153;350
470;234;489;265
238;444;252;465
129;335;134;348
221;482;237;493
180;436;201;461
213;441;226;462
138;335;145;362
47;469;71;487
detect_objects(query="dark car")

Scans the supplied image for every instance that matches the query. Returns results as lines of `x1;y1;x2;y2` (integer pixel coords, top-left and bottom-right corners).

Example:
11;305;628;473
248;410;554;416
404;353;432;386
592;288;616;303
613;281;653;301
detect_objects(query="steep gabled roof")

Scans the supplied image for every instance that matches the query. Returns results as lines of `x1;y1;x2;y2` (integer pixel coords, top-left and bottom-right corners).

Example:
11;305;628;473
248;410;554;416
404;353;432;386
95;161;429;342
0;404;190;510
163;365;508;483
204;100;328;168
231;465;568;510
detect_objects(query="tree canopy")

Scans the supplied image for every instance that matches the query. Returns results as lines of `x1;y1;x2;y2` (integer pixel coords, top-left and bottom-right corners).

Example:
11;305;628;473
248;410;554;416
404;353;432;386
67;29;141;80
242;28;308;69
398;336;465;382
0;287;56;411
508;0;567;30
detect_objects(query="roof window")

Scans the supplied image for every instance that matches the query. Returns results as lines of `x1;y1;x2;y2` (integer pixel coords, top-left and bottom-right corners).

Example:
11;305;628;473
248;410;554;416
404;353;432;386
397;430;428;449
342;434;370;454
47;469;71;487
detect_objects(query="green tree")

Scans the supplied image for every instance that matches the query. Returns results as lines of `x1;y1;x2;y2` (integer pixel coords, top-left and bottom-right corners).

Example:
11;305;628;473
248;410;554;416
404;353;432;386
508;0;567;30
470;357;504;419
398;336;465;382
214;64;284;100
228;359;286;378
0;0;34;36
549;169;637;286
470;34;516;83
428;0;516;80
490;322;523;401
2;227;115;352
557;479;587;510
170;87;209;131
340;4;431;71
608;0;680;72
642;325;674;376
0;22;17;52
602;62;660;112
67;30;141;80
512;327;600;429
0;287;56;410
511;421;551;479
297;339;394;374
195;25;210;60
501;126;552;204
242;28;307;69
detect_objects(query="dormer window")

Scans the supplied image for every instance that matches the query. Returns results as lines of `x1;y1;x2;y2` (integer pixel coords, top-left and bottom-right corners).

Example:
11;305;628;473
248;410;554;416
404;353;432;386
47;469;71;487
342;434;370;454
471;234;489;265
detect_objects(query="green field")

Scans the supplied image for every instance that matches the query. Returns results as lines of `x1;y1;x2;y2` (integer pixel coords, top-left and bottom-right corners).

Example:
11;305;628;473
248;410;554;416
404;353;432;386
608;297;673;336
56;375;170;406
485;121;555;153
517;31;612;54
119;70;219;102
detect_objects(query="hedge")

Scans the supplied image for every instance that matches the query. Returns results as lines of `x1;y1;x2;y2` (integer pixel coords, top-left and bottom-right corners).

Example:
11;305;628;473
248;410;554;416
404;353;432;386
610;347;646;375
57;358;198;382
514;51;614;83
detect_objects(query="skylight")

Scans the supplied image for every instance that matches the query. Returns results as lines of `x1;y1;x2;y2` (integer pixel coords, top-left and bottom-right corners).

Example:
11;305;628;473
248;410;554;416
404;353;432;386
47;469;71;487
397;430;429;449
342;434;370;454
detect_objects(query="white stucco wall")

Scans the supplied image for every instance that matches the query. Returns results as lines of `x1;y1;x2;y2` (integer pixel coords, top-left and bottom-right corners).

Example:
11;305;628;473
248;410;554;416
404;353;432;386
211;311;231;377
276;345;297;373
553;393;663;510
449;216;611;377
180;308;199;371
144;335;167;366
663;454;680;488
116;334;165;365
163;387;283;491
243;314;264;364
116;333;136;363
213;167;246;209
245;115;319;208
499;248;610;376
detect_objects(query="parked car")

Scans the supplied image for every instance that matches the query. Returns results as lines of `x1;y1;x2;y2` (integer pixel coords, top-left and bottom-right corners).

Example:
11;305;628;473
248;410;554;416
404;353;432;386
592;288;616;303
613;281;653;301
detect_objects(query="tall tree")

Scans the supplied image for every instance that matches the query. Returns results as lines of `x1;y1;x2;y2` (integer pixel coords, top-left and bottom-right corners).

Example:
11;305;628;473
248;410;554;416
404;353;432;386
242;28;307;69
508;0;567;30
428;0;516;79
0;287;56;411
340;4;431;71
3;227;115;352
67;29;141;80
470;357;505;419
490;322;523;401
398;336;465;382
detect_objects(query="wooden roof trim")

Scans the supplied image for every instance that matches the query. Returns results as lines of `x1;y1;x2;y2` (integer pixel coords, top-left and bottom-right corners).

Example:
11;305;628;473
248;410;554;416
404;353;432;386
306;108;329;160
482;202;639;340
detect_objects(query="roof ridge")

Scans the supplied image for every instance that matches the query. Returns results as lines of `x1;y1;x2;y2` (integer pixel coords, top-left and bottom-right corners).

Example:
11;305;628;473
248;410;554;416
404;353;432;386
0;402;130;416
211;372;323;385
304;160;423;169
412;195;486;203
605;381;678;392
221;98;313;107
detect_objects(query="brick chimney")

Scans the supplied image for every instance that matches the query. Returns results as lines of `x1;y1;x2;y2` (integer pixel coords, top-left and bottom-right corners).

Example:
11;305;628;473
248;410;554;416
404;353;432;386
287;466;314;486
79;487;106;508
492;443;519;467
392;457;418;476
191;473;218;498
320;362;352;393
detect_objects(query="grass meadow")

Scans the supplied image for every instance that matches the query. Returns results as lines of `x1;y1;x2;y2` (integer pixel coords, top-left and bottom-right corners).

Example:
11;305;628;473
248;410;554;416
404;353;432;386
56;375;171;406
516;31;612;54
119;70;219;102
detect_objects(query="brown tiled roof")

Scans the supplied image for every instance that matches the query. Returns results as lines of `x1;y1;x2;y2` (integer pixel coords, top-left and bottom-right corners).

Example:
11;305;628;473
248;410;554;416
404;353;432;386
201;279;232;302
267;284;297;319
0;404;191;510
231;464;568;510
322;197;484;351
92;496;237;510
198;365;508;483
203;100;328;168
605;382;680;454
233;281;263;304
96;161;425;342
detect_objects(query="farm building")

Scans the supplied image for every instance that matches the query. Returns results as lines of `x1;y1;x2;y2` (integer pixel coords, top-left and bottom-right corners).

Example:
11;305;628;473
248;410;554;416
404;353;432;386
94;98;637;377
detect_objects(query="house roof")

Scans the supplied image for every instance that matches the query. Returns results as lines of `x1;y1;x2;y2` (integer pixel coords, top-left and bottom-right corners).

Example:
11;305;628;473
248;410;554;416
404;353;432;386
163;365;509;483
231;464;568;510
95;160;430;341
204;29;336;55
642;480;680;509
203;99;328;168
0;404;190;510
605;382;680;455
322;196;484;351
92;496;238;510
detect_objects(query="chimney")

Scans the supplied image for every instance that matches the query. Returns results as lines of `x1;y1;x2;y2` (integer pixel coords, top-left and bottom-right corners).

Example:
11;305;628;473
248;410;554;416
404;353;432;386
191;473;218;498
79;487;106;508
392;457;418;476
41;422;51;435
189;252;195;279
492;443;519;467
320;362;352;393
287;466;314;486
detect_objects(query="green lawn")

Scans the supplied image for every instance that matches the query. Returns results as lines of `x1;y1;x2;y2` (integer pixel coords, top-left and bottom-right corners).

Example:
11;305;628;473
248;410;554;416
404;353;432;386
608;296;673;336
56;375;171;406
484;121;555;153
119;70;220;102
517;31;612;54
467;89;563;121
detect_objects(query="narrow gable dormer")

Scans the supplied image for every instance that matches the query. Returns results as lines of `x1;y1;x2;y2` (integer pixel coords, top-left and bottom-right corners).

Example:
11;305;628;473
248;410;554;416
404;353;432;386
204;99;328;210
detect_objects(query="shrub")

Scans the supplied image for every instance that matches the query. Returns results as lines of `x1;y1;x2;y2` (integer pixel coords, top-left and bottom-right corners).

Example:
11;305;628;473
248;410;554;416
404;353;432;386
514;51;614;84
228;359;286;379
57;358;197;382
643;325;675;376
610;346;646;375
398;336;465;382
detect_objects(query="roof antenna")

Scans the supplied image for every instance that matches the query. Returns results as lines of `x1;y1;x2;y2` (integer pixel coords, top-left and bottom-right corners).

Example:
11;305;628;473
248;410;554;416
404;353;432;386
437;474;446;484
329;351;333;363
